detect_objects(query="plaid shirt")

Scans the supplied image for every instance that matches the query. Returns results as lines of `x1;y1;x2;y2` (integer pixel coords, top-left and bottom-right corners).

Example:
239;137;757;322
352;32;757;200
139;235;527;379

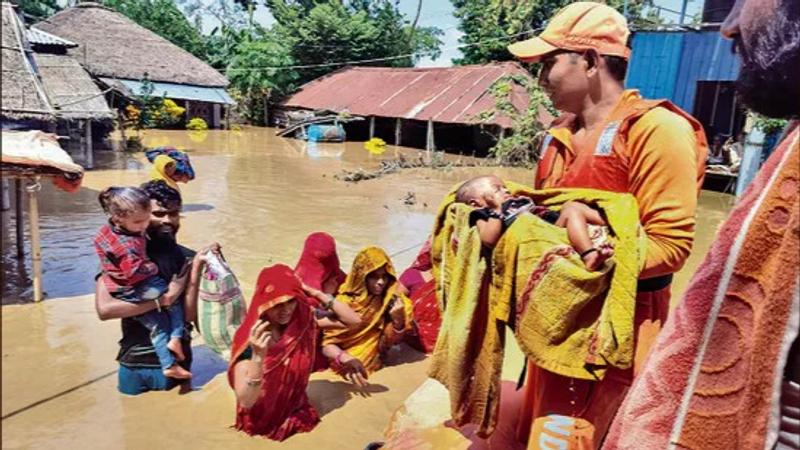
94;222;159;295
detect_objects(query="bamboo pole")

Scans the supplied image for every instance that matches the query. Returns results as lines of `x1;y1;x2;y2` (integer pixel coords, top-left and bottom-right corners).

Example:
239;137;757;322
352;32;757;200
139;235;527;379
15;179;24;259
395;118;402;146
27;178;43;302
369;116;376;139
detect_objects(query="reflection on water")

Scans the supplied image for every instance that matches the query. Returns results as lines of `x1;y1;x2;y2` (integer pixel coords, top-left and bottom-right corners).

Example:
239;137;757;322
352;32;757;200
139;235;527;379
2;127;735;303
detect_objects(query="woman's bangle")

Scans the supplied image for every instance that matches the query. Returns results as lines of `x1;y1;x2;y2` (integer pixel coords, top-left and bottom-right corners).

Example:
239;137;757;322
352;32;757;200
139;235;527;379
324;295;335;311
335;351;347;365
246;378;262;387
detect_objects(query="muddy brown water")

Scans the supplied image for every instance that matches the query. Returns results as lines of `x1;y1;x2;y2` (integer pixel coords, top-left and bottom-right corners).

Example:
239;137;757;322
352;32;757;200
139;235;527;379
1;127;734;449
2;127;733;303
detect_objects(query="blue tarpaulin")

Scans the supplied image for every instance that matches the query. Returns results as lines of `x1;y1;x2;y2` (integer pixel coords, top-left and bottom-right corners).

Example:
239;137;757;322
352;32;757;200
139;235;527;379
101;78;235;105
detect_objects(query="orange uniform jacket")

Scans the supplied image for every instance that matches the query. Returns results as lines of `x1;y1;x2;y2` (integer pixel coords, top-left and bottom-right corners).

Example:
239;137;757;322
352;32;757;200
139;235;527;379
535;90;709;279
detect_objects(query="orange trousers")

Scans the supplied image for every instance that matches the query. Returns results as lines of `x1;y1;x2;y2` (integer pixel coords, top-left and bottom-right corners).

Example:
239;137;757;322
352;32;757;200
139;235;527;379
516;286;671;450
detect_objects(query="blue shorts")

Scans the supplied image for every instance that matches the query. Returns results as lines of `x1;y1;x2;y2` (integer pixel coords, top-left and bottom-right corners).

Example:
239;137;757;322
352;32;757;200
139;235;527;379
117;364;179;395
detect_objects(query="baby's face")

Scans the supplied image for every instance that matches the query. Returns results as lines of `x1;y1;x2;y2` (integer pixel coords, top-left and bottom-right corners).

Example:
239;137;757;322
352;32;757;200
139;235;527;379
476;176;511;210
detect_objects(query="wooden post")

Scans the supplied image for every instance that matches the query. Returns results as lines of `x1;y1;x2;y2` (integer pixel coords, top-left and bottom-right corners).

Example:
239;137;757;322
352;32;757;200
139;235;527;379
116;108;127;151
369;116;376;139
395;118;402;146
1;178;9;211
185;101;191;122
15;179;24;259
27;178;43;302
225;105;231;130
85;120;93;169
213;104;222;129
426;119;435;160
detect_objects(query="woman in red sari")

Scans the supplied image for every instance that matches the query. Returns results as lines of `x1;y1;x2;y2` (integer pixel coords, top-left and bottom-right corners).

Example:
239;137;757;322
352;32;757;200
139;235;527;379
228;264;360;441
294;232;347;295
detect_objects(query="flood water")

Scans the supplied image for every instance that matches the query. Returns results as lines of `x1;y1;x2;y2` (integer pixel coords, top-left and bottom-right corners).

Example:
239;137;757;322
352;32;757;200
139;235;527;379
1;127;737;450
2;127;734;303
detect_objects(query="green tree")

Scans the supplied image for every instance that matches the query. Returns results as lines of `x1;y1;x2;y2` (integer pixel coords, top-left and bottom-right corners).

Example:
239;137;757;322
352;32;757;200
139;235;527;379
452;0;658;65
102;0;207;59
15;0;61;22
227;31;299;124
266;0;442;85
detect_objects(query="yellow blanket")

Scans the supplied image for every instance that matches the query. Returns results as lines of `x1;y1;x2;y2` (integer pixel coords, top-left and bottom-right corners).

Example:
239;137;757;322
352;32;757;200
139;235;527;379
428;181;644;436
428;192;503;437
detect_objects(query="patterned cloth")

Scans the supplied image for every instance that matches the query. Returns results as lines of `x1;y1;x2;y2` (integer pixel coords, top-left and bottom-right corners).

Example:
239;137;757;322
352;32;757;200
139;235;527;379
93;222;160;297
198;252;246;361
146;147;195;179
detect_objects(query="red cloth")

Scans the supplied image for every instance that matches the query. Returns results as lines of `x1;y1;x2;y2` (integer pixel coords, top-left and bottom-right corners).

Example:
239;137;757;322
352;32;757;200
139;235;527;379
227;264;320;441
407;279;440;354
400;240;441;354
294;232;346;292
93;222;160;295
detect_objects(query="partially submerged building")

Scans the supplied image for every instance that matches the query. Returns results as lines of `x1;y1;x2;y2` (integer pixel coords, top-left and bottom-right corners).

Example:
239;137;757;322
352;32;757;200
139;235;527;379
276;63;536;154
34;1;234;129
2;1;113;167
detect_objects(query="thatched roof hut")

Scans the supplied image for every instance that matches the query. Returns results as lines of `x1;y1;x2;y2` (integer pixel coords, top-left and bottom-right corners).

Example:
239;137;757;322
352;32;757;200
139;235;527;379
33;52;114;121
1;2;54;123
35;2;233;128
34;2;228;88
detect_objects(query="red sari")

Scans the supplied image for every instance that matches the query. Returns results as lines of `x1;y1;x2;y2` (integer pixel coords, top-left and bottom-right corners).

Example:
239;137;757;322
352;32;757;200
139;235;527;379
227;264;320;441
294;232;346;291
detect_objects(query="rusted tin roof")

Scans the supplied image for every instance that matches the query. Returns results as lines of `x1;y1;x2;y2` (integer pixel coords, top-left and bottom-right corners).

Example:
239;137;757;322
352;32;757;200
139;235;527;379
280;62;534;129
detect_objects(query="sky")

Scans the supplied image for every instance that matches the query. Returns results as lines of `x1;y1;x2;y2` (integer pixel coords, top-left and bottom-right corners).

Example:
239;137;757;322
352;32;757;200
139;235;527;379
223;0;705;67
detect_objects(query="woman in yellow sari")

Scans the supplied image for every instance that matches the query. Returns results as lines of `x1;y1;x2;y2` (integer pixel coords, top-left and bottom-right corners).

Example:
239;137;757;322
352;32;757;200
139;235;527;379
322;246;413;386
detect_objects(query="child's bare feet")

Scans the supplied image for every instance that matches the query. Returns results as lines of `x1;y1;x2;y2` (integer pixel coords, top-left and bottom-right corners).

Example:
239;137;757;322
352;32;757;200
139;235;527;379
167;337;185;362
581;245;614;271
163;364;192;379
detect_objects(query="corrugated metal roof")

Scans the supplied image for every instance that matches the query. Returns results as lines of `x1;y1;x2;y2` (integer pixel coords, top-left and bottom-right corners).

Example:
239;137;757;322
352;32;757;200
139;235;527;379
100;78;235;105
26;27;76;47
627;31;739;111
280;62;534;128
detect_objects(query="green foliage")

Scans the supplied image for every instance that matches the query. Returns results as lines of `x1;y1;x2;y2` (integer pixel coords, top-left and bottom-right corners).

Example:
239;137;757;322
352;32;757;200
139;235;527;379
452;0;658;65
267;0;442;85
131;78;185;129
16;0;61;21
753;115;789;135
481;74;556;167
227;30;299;124
102;0;206;59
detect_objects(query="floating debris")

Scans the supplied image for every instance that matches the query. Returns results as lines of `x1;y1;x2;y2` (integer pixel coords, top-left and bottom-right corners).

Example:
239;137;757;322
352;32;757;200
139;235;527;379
402;191;417;205
334;153;497;183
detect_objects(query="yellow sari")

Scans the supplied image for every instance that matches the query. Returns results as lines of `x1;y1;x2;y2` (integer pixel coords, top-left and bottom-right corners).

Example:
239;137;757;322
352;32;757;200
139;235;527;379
149;154;180;191
322;246;413;374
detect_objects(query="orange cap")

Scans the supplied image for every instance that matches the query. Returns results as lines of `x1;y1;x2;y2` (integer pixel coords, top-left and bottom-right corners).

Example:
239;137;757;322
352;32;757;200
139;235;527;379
508;2;631;63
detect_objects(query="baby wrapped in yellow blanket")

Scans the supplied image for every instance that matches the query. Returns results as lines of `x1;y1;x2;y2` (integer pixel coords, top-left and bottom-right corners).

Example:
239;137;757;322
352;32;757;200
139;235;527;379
429;181;646;436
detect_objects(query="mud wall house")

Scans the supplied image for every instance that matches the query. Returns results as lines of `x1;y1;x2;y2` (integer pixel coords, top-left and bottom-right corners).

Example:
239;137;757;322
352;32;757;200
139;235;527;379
275;63;534;154
625;0;742;139
33;2;235;130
